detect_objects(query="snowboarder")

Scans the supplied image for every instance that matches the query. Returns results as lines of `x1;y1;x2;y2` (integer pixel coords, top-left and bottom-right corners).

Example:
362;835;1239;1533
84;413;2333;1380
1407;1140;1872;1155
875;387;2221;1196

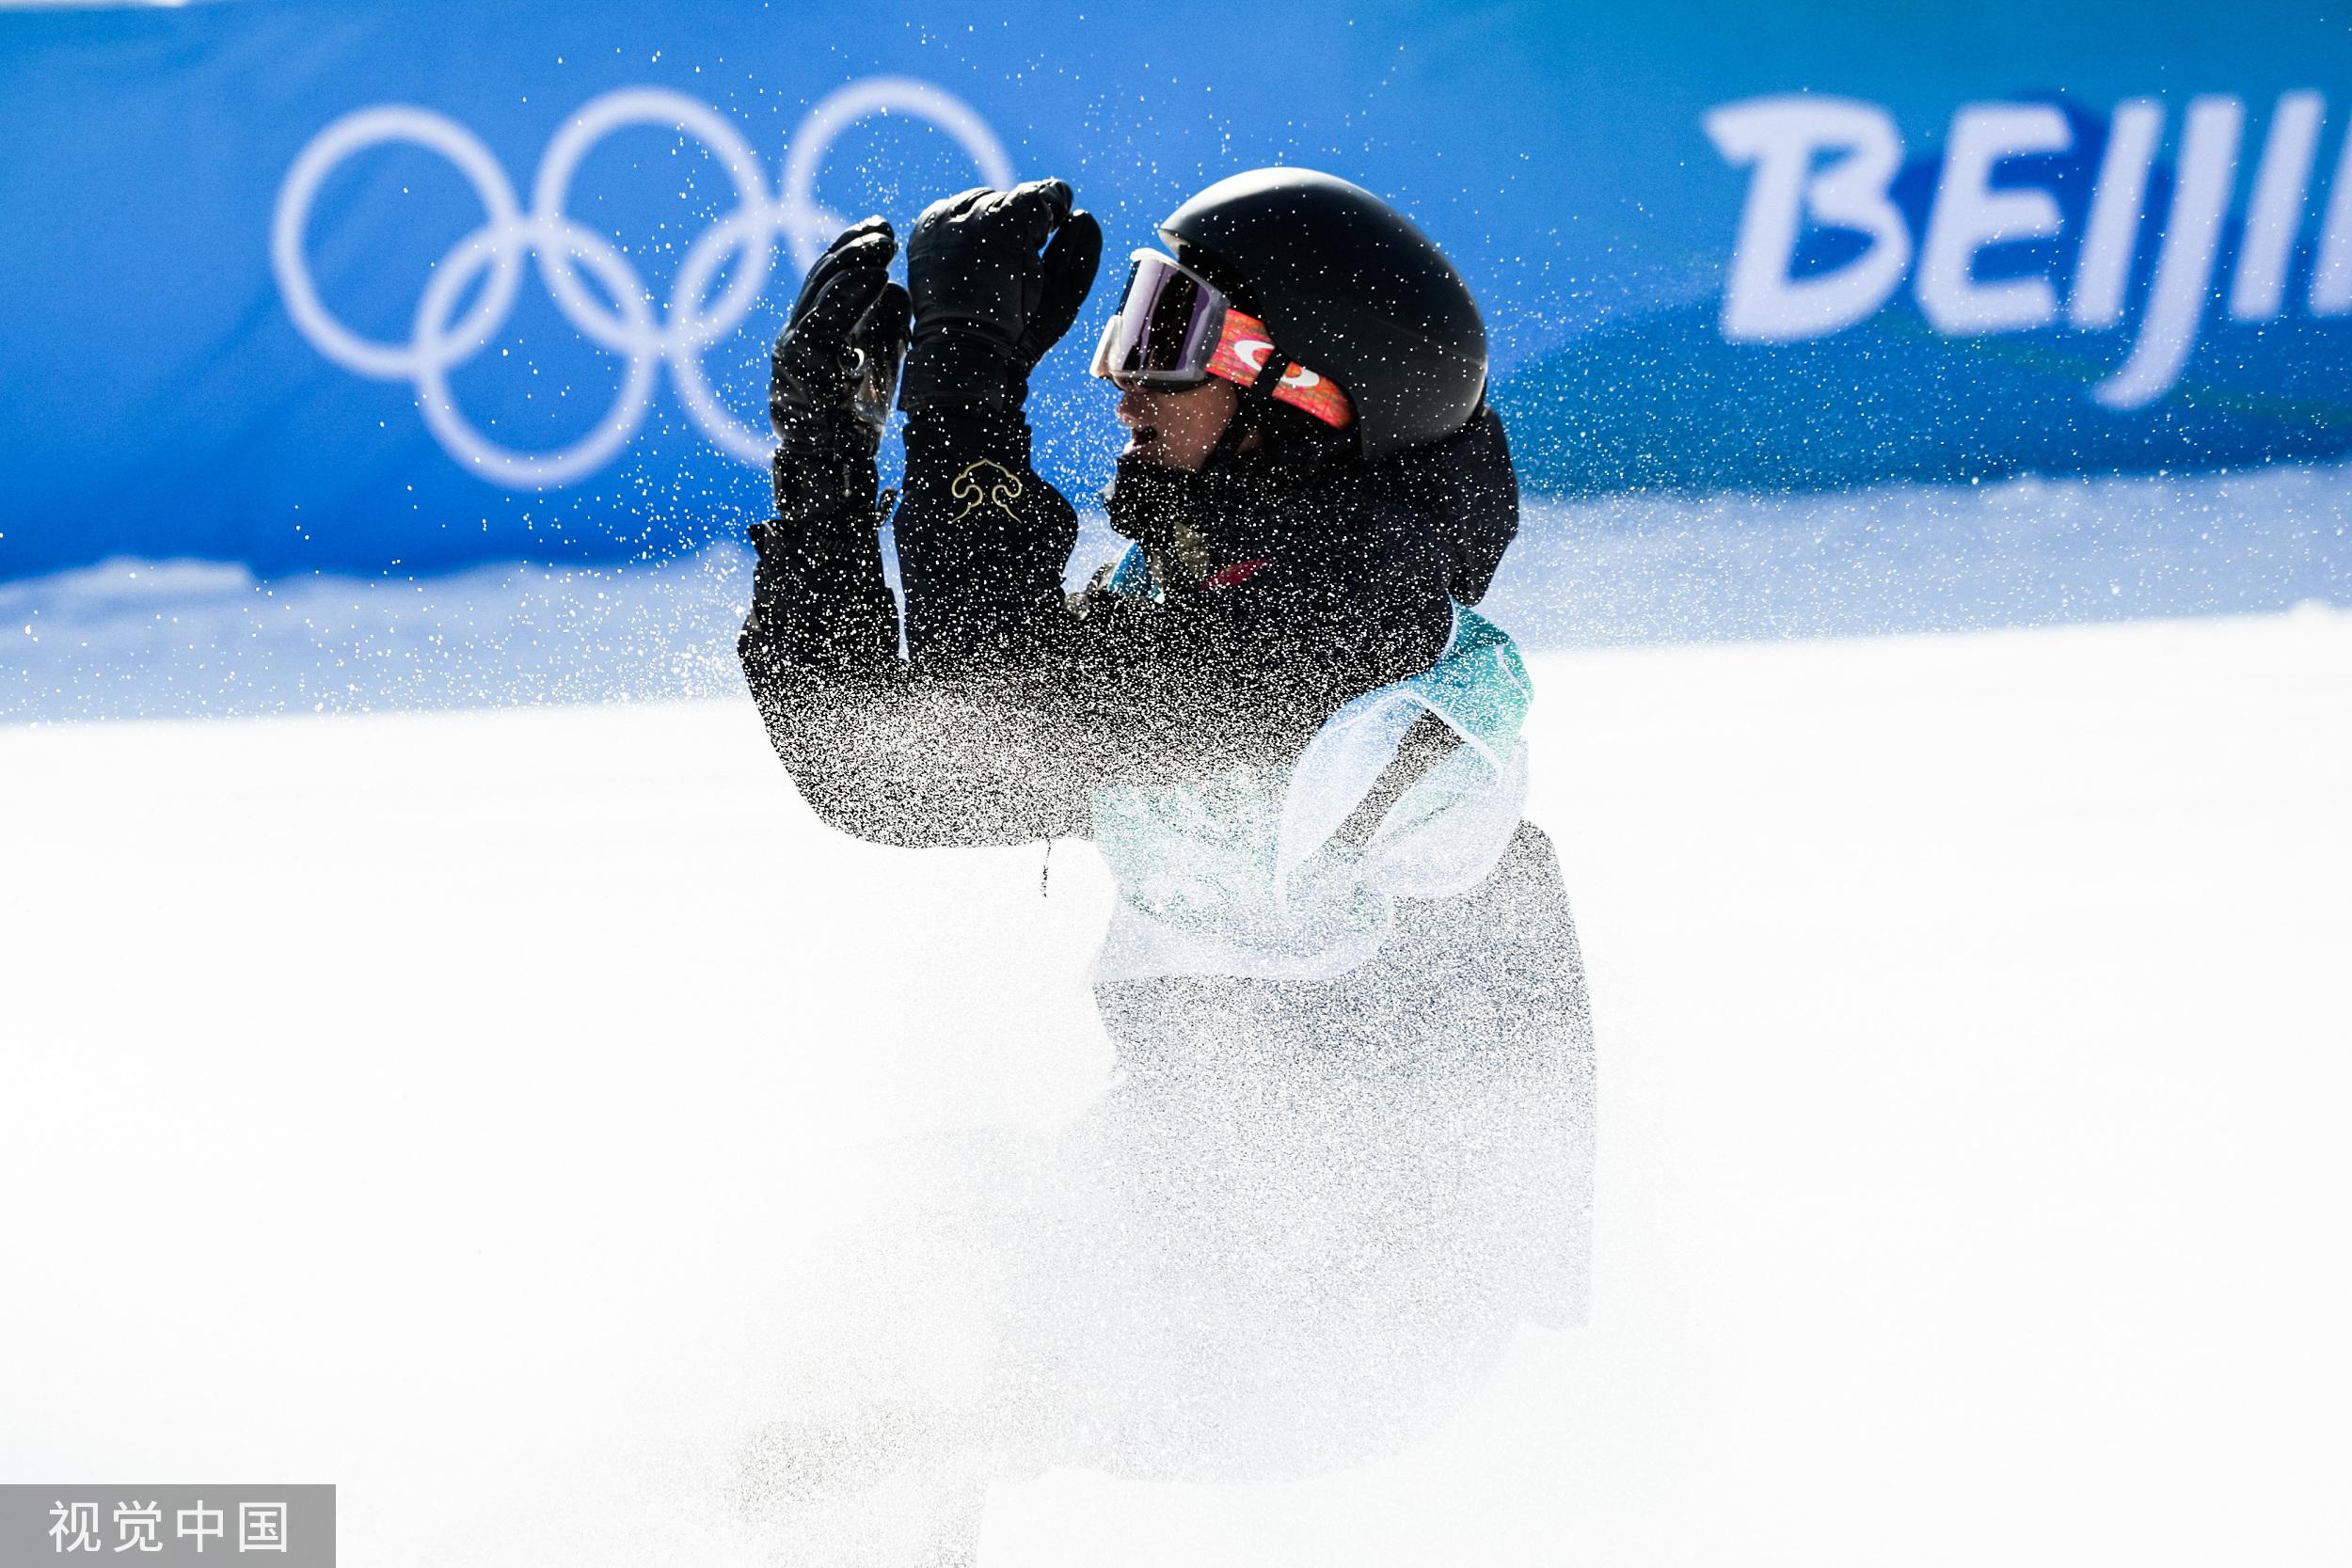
739;167;1594;1565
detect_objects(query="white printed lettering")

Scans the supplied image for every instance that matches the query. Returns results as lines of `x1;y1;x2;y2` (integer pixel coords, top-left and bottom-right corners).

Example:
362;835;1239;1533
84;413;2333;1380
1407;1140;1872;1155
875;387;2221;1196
1916;103;2072;335
1705;96;1911;342
2230;90;2326;321
2067;99;2164;330
2308;115;2352;314
2096;96;2245;409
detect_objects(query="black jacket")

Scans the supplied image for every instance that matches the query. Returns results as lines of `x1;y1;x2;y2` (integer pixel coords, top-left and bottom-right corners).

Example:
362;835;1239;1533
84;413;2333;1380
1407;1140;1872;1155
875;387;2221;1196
739;398;1523;847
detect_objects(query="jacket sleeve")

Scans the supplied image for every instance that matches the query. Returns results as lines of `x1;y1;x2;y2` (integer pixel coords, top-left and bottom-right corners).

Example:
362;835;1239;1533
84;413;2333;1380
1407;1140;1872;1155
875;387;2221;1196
739;403;1459;847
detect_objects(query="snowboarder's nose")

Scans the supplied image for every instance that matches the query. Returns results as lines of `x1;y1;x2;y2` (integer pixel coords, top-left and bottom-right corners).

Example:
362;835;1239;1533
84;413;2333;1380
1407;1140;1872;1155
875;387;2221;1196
1114;381;1157;426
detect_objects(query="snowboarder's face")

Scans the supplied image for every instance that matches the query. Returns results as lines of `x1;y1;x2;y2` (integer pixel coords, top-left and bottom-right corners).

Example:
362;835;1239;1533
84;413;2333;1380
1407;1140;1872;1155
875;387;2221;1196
1114;378;1242;471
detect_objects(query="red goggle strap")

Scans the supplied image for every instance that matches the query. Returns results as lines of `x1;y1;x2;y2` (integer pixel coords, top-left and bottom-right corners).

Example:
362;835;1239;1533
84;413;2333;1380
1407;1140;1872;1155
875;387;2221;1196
1202;309;1355;431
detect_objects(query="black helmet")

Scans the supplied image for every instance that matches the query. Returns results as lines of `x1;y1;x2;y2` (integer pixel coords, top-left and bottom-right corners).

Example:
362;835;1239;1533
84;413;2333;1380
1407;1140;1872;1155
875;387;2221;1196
1158;167;1487;463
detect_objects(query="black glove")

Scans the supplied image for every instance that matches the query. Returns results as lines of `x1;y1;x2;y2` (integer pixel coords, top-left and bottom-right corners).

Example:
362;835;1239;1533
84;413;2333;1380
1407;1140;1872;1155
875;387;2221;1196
898;179;1104;409
769;216;912;526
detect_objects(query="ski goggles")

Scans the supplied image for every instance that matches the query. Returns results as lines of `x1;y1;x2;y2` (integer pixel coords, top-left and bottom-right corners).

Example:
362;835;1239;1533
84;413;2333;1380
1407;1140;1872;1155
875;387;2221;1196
1089;249;1354;431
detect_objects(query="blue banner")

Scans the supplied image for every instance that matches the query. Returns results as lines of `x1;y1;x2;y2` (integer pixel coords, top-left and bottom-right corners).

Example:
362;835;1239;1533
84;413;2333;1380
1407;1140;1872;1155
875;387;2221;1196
4;0;2349;580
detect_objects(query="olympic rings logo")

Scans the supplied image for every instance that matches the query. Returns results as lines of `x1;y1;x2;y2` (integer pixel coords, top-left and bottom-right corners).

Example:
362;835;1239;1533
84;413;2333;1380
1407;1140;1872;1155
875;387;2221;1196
271;78;1011;486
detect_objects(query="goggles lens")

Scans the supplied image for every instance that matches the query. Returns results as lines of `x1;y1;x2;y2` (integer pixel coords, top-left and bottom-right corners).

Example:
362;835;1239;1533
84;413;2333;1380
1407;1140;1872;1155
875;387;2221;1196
1091;247;1357;431
1090;249;1229;386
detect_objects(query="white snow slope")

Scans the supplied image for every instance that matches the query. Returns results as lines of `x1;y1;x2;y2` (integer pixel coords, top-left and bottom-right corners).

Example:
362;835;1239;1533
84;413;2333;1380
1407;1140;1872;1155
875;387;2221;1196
6;605;2348;1564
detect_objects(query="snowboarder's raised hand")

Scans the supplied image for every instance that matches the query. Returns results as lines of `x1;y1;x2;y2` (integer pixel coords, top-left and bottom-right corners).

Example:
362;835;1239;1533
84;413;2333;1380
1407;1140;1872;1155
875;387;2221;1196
899;179;1103;408
768;217;911;525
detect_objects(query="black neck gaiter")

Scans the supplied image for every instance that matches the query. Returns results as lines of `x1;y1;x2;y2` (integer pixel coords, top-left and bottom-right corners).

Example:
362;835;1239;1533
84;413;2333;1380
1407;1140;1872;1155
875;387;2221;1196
1104;454;1267;569
1104;409;1330;579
